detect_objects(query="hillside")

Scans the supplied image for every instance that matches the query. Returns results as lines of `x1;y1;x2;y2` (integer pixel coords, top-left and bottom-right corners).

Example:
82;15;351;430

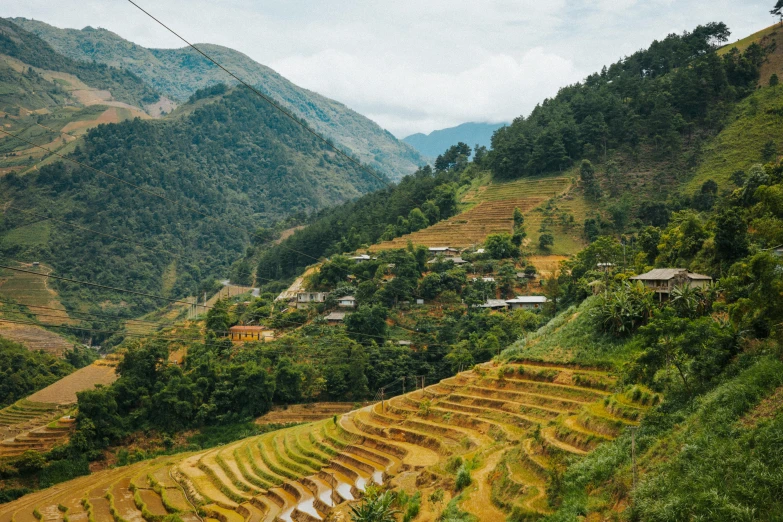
0;358;657;521
8;17;427;181
403;122;507;158
0;79;386;330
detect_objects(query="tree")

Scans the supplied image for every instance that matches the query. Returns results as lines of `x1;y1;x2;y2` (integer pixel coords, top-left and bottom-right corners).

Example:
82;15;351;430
513;207;524;229
407;208;429;232
539;233;554;250
714;208;749;267
772;0;783;24
485;233;519;259
580;160;602;199
344;305;388;343
771;73;780;88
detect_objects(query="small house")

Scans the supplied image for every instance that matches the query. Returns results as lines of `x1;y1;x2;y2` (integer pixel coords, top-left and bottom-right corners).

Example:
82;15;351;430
630;269;712;300
351;254;371;262
325;311;347;324
428;246;460;257
228;326;274;343
337;296;357;308
296;292;328;307
506;295;548;310
480;299;509;310
397;340;413;347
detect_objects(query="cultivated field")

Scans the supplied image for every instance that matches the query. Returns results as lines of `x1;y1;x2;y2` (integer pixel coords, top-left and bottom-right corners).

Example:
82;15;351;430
256;403;363;426
368;176;591;265
26;362;118;405
0;400;74;458
0;361;657;521
0;263;72;326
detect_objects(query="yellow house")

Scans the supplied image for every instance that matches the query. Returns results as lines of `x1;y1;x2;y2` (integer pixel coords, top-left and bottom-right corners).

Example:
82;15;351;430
228;325;274;343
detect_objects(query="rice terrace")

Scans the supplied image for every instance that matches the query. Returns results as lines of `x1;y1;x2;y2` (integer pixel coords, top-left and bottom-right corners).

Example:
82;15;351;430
3;3;783;522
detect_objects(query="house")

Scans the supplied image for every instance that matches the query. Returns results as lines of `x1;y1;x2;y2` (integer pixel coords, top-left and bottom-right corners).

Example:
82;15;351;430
337;296;357;308
397;340;413;346
506;295;548;310
771;245;783;257
480;299;509;310
630;269;712;300
296;292;328;306
351;254;371;262
475;248;486;254
427;256;468;265
325;311;347;324
228;326;274;343
428;246;460;257
596;262;615;271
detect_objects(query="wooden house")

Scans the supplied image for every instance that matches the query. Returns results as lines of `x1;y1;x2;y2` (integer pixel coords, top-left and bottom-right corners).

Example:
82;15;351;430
630;269;712;300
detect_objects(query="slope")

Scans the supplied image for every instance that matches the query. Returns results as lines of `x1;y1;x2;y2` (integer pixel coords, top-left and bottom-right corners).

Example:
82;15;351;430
9;17;427;181
0;358;656;521
0;82;386;326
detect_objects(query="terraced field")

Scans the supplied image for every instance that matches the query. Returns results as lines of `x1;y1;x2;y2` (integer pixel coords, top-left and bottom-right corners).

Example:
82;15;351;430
0;361;657;521
256;403;361;426
0;400;74;458
369;177;573;251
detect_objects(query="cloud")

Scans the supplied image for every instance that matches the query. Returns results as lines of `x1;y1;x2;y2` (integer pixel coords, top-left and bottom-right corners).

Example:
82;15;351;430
3;0;775;137
272;47;582;137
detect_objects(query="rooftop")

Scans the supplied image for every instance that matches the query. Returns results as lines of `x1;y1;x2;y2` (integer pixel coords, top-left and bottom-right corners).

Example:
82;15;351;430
506;296;548;304
630;268;712;281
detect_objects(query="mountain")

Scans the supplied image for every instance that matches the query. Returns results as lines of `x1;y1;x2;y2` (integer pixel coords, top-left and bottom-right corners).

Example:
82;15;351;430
0;19;386;328
8;17;427;180
403;121;506;158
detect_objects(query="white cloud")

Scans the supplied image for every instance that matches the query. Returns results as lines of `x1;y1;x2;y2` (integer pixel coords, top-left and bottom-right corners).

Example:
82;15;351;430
2;0;775;136
272;48;582;136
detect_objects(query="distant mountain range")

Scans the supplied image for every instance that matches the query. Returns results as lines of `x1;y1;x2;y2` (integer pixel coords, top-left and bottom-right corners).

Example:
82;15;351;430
403;122;507;158
9;17;426;180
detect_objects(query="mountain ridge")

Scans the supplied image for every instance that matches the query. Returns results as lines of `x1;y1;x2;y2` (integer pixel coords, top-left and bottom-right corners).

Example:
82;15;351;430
403;121;506;158
8;17;427;180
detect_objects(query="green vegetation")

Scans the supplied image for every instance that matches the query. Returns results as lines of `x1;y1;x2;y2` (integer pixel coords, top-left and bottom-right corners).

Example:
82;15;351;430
1;85;385;335
0;19;159;107
9;17;426;180
0;337;73;408
488;23;760;181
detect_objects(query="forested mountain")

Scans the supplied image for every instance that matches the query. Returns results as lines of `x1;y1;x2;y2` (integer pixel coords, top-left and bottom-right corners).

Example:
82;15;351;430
403;122;506;158
0;83;385;325
8;17;427;180
488;23;764;180
0;18;159;108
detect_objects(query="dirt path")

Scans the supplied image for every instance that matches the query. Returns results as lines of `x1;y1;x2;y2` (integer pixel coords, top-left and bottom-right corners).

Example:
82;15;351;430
461;447;506;521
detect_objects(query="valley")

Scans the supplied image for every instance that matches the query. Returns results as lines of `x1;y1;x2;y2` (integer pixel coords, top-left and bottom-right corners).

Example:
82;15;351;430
2;7;783;522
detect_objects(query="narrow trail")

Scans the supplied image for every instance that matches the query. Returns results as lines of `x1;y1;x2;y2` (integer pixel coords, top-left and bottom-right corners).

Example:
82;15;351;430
462;448;506;521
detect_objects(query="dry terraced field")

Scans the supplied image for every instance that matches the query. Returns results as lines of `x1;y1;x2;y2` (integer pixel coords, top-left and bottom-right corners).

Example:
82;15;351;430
0;361;658;521
0;400;74;458
370;177;573;251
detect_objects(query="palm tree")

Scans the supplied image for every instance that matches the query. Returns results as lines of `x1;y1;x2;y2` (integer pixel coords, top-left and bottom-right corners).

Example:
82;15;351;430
350;491;399;522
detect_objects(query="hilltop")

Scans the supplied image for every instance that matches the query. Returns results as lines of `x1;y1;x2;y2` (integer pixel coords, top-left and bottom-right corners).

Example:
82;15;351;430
403;122;507;159
8;17;427;181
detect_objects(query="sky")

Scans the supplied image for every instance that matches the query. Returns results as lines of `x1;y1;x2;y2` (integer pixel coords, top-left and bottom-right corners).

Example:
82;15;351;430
4;0;775;137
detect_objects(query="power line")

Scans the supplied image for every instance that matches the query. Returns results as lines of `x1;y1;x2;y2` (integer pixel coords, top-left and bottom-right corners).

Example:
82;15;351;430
0;263;205;309
125;0;390;189
3;204;181;261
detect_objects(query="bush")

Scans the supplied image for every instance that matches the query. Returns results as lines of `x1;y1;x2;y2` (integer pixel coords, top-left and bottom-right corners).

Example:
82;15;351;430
455;466;472;490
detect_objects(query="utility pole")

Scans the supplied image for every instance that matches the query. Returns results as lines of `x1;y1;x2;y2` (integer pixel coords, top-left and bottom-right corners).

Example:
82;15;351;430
329;471;335;506
381;388;385;414
402;377;405;395
632;426;637;488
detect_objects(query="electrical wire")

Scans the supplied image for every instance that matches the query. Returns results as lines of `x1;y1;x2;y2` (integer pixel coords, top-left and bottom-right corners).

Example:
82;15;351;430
125;0;390;189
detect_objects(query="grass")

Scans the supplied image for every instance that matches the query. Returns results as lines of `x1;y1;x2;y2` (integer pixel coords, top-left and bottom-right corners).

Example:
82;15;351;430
501;297;634;370
686;85;783;192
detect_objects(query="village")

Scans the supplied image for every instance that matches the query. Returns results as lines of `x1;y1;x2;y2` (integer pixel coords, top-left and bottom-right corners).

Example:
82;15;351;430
224;242;713;347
